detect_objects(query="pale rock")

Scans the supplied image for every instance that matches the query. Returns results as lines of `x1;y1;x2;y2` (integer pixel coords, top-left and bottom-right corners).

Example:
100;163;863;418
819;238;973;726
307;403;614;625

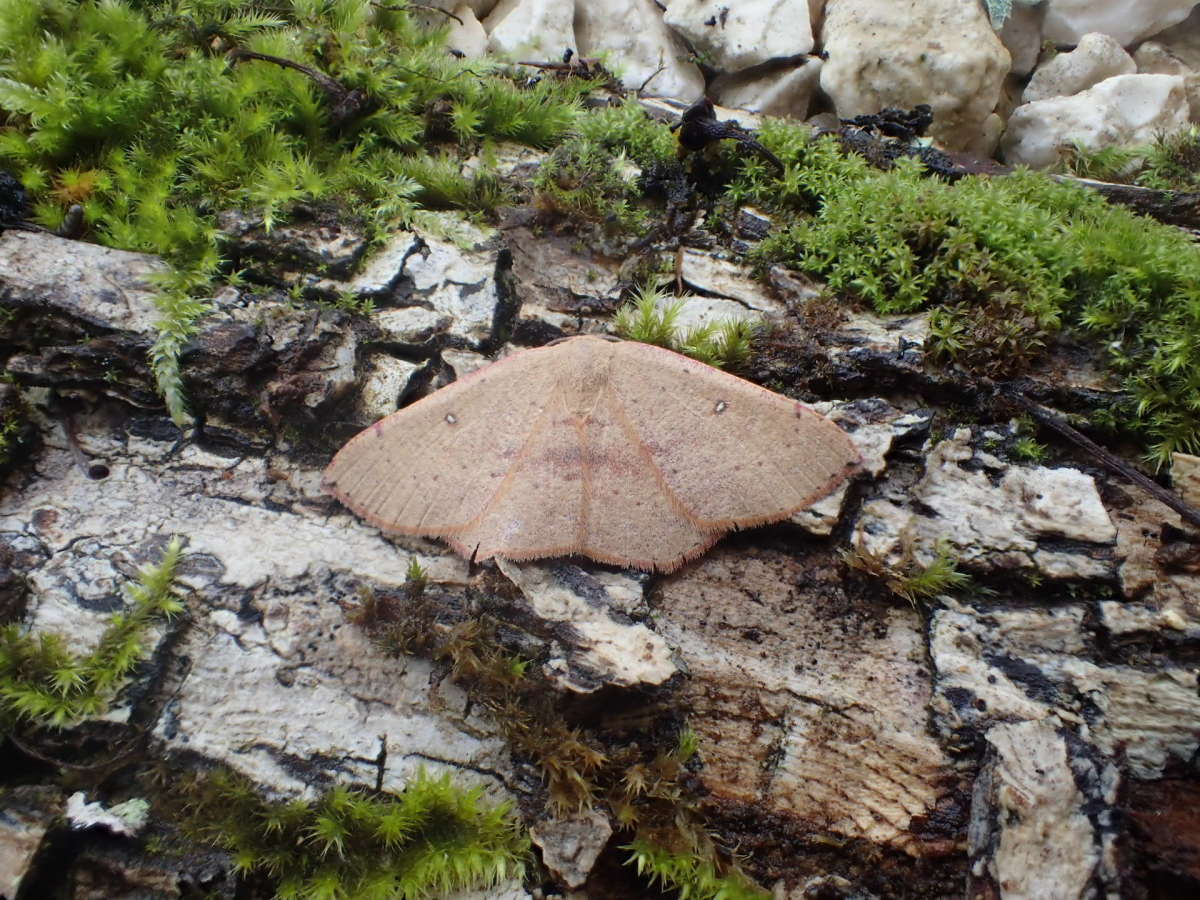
484;0;575;59
0;230;166;335
1134;40;1194;76
653;293;762;332
466;140;546;181
159;589;508;794
999;0;1047;77
373;305;453;345
1002;73;1191;168
451;889;529;900
1147;5;1200;70
1023;32;1136;102
66;794;150;837
576;0;705;100
930;602;1200;779
1174;452;1200;506
968;719;1119;899
1108;488;1200;635
656;547;955;855
405;224;502;346
819;0;1010;153
852;430;1117;579
441;347;490;380
355;354;421;423
344;230;420;296
530;808;612;888
496;558;676;692
0;415;514;795
0;787;62;900
675;250;789;316
500;221;622;329
1063;661;1200;777
826;309;929;369
663;0;815;72
445;3;489;57
794;399;932;536
1133;44;1200;137
712;58;824;119
1044;0;1198;48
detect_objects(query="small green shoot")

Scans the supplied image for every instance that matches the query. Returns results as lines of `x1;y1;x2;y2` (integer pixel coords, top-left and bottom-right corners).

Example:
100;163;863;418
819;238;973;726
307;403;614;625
613;281;759;369
1011;435;1049;463
404;557;427;593
844;539;970;606
614;281;685;348
1062;127;1200;192
674;726;699;764
322;288;375;317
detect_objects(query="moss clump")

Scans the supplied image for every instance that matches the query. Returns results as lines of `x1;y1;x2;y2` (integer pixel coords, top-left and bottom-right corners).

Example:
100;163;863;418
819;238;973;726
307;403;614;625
0;535;184;728
0;0;588;422
724;122;1200;464
614;281;757;369
183;766;528;900
530;100;677;237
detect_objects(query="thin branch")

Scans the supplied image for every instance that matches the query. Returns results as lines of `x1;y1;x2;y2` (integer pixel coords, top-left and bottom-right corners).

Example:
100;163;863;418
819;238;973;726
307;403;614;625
637;59;666;95
1001;385;1200;529
371;2;464;26
1050;174;1200;230
227;49;368;123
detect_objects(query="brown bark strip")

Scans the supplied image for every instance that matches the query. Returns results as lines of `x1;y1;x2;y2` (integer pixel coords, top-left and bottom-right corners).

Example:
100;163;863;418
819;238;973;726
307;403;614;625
1051;174;1200;231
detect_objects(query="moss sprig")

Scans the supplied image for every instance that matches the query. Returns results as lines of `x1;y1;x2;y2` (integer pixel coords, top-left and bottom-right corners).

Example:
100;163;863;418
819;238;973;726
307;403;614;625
624;836;769;900
0;535;185;728
1061;127;1200;193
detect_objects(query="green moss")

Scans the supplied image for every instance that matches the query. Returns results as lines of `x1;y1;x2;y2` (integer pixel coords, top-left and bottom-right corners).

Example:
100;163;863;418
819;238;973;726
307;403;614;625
183;766;528;900
528;99;680;237
533;139;650;235
0;0;588;423
613;281;758;369
844;539;970;606
1062;127;1200;192
0;535;185;728
625;837;769;900
726;121;1200;465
